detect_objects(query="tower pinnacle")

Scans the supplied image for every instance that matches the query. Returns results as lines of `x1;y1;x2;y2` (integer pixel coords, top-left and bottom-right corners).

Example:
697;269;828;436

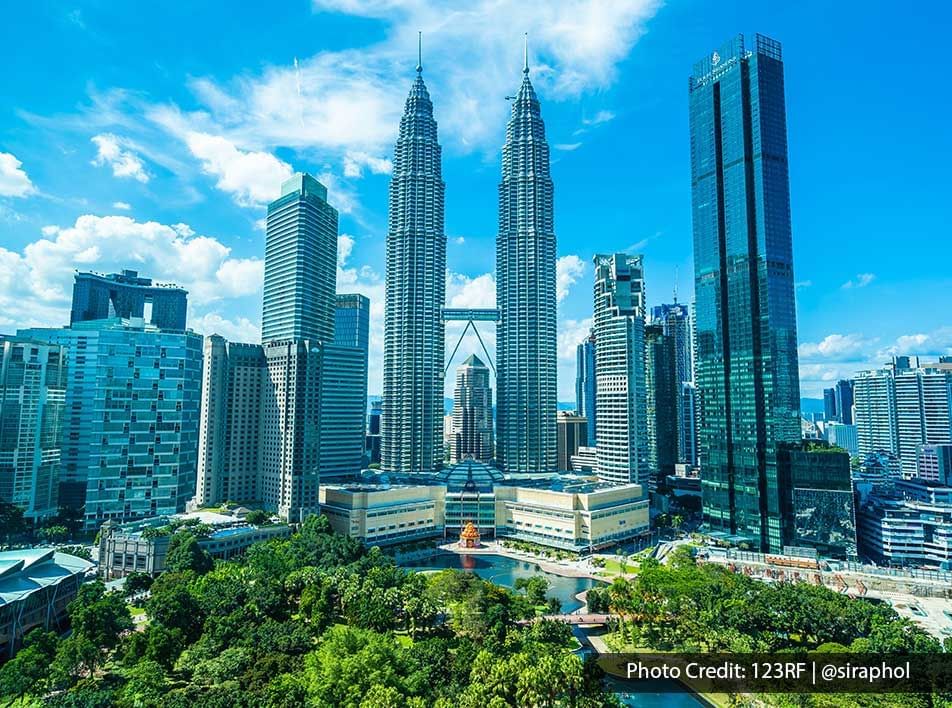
523;32;529;74
416;31;422;73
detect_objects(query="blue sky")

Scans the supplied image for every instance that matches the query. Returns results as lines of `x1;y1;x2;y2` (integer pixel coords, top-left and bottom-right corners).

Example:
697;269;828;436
1;1;950;400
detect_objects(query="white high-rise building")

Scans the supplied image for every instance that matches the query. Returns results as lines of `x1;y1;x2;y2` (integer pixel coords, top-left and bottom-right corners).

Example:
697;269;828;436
593;254;649;487
853;356;952;478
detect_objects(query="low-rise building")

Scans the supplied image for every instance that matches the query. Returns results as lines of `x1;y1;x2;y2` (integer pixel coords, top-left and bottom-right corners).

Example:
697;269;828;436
97;509;291;579
0;549;93;658
318;460;649;552
859;478;952;569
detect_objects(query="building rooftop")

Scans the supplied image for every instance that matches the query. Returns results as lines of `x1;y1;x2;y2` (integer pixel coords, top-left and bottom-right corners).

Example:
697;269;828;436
0;549;93;607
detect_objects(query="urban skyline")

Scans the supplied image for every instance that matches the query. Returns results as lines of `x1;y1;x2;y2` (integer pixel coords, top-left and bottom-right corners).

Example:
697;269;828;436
3;3;949;406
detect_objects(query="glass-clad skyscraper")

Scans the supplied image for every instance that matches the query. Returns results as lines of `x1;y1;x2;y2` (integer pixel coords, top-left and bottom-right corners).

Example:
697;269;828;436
70;270;187;331
689;34;801;552
496;54;557;474
382;51;446;475
575;333;596;446
262;174;338;344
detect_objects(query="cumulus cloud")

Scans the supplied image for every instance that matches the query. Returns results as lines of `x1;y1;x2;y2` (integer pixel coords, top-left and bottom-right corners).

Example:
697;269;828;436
877;327;952;361
0;152;36;197
184;132;293;207
90;134;150;182
343;151;392;178
556;254;586;303
148;0;659;164
190;312;261;343
338;234;355;266
841;272;875;289
798;333;876;361
112;201;132;211
0;214;263;331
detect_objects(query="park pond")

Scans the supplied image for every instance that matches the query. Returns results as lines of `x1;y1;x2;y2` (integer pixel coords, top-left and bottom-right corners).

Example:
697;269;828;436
399;552;705;707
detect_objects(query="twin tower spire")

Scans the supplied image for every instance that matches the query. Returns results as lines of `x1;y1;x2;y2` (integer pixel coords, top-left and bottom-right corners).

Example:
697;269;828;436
381;32;556;476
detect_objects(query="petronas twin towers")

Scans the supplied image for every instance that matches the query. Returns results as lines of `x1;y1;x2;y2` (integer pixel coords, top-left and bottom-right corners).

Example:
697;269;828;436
381;40;557;474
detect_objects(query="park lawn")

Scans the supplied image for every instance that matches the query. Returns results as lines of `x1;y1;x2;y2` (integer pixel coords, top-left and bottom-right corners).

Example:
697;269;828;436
599;558;637;576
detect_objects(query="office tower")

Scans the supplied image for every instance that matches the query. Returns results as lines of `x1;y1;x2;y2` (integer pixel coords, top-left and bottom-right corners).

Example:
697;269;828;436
823;388;837;423
70;270;187;331
689;34;801;552
195;336;266;507
496;51;557;474
778;442;857;559
575;332;597;446
557;411;588;472
593;254;648;487
835;379;854;424
22;320;202;529
261;341;321;522
917;444;952;485
381;48;446;475
450;355;494;463
645;323;678;482
318;344;367;477
0;337;65;520
651;302;695;466
262;173;338;344
334;294;370;352
827;422;859;457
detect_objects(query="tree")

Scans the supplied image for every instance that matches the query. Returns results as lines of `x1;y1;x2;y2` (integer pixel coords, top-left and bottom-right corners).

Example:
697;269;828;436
38;524;70;543
0;501;26;542
165;532;213;575
0;629;57;700
68;582;133;655
124;571;154;597
244;509;270;526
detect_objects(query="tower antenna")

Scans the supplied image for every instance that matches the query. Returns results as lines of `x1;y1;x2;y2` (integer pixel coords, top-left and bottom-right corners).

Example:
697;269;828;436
416;31;422;73
673;266;679;303
523;32;529;74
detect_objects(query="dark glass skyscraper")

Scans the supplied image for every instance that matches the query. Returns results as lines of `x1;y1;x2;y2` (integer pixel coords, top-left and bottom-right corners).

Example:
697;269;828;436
689;34;801;552
381;48;446;475
496;52;557;474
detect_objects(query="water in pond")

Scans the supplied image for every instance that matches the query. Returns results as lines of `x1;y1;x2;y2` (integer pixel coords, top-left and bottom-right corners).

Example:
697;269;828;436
400;552;595;611
399;552;705;707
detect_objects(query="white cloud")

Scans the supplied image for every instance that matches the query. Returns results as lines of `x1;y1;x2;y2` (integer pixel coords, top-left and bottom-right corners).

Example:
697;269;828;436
112;201;132;211
189;312;261;343
0;214;263;331
556;254;586;303
446;271;496;309
798;333;876;361
90;134;150;182
0;152;36;197
583;109;615;126
557;317;593;400
342;151;392;178
452;236;466;245
554;142;582;151
150;0;659;163
338;234;355;266
795;280;812;289
841;272;875;289
877;327;952;360
184;132;293;207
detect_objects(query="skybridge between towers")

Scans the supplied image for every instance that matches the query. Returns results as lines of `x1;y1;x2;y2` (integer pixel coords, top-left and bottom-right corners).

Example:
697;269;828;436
441;308;499;377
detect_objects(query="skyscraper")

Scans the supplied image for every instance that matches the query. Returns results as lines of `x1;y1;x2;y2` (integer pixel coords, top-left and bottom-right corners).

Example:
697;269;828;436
835;379;854;425
593;254;648;487
496;48;557;474
823;387;837;423
195;336;266;507
645;322;678;482
262;173;338;344
450;354;494;463
381;44;446;475
652;302;696;466
0;336;65;520
575;332;596;446
689;34;801;552
22;319;203;529
70;270;187;331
